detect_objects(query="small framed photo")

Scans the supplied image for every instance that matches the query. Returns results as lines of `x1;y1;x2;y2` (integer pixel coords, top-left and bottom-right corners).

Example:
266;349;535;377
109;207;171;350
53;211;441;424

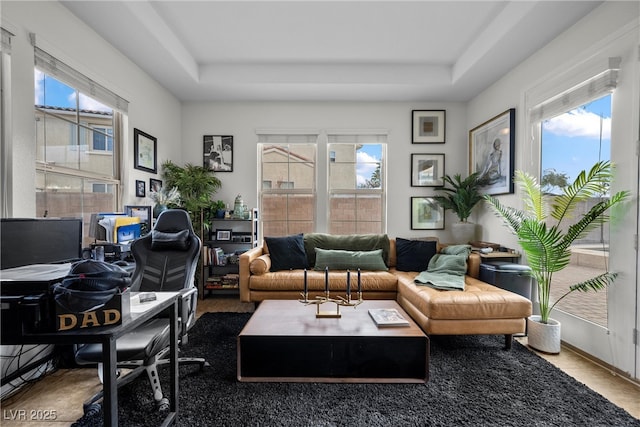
133;128;157;173
411;197;445;230
216;229;232;241
412;110;446;143
411;154;445;187
149;178;163;193
125;205;152;235
135;180;145;197
469;108;515;196
204;135;233;172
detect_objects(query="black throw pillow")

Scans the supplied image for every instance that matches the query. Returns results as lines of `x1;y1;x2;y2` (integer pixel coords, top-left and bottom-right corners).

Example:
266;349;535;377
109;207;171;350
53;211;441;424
395;238;437;272
265;233;309;272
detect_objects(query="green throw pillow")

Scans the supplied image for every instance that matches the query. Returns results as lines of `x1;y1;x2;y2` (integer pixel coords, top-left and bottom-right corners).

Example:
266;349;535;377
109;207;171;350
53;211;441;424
313;248;388;271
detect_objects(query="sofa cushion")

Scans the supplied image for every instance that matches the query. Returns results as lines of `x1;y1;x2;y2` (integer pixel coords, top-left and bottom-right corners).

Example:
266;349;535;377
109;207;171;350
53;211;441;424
264;234;308;271
249;254;271;275
313;248;388;271
304;233;391;267
395;238;437;272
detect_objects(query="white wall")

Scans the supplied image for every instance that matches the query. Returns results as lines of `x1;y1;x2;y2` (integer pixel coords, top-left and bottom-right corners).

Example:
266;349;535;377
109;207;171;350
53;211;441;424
2;1;183;215
181;101;468;240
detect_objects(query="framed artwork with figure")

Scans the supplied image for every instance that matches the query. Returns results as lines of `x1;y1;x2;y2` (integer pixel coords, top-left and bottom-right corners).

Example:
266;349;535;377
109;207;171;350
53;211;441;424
204;135;233;172
469;108;515;196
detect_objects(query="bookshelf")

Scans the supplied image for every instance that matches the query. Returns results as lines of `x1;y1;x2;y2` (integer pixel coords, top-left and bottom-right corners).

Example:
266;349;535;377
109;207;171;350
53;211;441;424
202;208;258;297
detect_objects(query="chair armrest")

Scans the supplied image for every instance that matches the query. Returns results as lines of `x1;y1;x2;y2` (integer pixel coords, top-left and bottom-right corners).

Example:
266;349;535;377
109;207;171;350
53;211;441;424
177;287;198;342
239;245;265;302
467;253;481;279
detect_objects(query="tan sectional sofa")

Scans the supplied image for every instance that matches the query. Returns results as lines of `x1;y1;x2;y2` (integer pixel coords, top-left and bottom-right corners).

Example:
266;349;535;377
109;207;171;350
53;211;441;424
239;234;531;348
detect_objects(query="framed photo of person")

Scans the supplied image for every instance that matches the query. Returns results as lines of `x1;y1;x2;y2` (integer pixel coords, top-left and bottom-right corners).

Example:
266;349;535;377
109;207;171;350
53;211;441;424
135;180;145;198
149;178;163;193
203;135;233;172
469;108;515;196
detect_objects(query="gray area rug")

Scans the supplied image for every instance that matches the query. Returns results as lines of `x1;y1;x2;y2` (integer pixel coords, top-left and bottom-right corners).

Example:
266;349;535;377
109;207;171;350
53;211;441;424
73;312;640;426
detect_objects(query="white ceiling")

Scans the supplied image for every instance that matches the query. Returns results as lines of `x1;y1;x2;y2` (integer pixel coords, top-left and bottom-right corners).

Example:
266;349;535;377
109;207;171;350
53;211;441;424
61;0;602;102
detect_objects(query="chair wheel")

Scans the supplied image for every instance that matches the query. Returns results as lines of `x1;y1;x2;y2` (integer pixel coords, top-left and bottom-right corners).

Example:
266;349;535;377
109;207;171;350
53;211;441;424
83;402;101;417
157;397;170;411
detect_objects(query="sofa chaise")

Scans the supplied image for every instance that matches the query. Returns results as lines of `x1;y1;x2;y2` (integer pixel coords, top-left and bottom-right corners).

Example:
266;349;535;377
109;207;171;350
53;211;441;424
239;233;532;348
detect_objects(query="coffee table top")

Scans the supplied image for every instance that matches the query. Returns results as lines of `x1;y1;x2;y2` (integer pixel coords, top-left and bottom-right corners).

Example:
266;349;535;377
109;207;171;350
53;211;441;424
240;299;425;338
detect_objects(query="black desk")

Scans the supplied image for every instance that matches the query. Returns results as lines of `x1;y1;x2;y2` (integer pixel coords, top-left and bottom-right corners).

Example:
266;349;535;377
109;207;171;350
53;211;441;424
2;292;180;427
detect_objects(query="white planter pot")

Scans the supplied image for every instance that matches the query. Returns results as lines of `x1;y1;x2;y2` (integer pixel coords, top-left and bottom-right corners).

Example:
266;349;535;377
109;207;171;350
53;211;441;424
450;222;477;244
527;315;561;354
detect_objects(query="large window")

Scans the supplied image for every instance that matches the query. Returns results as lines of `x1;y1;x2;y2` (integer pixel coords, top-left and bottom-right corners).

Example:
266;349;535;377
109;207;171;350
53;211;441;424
327;133;386;234
34;47;127;245
258;131;387;237
258;133;317;237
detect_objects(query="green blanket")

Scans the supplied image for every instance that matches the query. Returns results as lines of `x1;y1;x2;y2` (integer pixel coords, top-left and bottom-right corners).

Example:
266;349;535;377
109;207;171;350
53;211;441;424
414;245;471;291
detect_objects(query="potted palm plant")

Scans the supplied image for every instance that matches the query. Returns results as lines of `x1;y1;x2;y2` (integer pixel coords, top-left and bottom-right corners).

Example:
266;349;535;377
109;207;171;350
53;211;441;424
484;161;628;353
434;172;483;243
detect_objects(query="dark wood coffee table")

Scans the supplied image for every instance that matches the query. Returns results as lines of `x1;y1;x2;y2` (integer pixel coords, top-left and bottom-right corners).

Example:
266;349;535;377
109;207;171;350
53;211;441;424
237;299;429;383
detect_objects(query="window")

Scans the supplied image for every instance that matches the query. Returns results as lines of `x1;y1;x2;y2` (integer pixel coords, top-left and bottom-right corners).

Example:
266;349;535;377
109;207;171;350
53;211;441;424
327;133;386;234
34;47;128;245
530;58;620;328
258;133;318;237
258;130;387;237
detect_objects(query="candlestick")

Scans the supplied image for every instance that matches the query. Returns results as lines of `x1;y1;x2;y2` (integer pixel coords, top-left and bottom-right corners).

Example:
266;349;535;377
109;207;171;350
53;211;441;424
325;266;329;294
346;270;351;299
304;269;308;298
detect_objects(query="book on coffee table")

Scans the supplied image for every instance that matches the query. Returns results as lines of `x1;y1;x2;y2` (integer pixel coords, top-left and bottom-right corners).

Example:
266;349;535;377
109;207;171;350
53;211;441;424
368;308;410;327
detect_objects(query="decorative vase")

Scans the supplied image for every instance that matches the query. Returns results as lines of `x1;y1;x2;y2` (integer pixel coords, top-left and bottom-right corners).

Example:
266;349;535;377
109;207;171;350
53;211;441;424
527;315;561;354
153;204;167;219
450;222;477;244
216;209;226;219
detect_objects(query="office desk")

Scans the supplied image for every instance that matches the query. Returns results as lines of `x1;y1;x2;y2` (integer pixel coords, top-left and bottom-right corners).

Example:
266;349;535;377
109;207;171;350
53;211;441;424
2;292;179;427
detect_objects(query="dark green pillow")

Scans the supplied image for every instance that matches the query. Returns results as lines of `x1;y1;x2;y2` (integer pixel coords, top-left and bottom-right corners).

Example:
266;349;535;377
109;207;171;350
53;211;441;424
313;248;388;271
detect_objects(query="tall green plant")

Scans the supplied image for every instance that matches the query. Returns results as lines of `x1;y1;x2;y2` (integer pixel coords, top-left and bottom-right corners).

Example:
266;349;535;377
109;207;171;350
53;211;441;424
434;172;483;222
484;161;628;323
161;161;222;233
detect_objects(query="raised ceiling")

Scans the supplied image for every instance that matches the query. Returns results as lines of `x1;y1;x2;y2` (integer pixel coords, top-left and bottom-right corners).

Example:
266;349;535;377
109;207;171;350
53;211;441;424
61;1;602;102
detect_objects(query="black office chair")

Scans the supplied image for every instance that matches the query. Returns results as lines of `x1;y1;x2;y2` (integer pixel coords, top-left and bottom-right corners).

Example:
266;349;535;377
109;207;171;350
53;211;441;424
75;209;207;414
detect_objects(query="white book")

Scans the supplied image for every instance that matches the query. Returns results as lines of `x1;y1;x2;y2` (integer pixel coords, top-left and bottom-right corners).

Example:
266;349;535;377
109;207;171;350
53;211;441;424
368;308;410;327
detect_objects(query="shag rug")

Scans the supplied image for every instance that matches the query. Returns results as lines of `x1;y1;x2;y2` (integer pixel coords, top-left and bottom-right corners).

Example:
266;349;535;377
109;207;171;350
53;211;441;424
73;312;639;426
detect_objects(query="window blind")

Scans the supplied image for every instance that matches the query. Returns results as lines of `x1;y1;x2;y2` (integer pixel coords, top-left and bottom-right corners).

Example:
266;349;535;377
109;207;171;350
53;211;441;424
529;57;620;123
256;130;319;144
34;46;129;113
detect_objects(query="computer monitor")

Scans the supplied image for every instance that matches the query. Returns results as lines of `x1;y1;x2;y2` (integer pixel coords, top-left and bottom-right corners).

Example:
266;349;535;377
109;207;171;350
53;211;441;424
0;218;83;269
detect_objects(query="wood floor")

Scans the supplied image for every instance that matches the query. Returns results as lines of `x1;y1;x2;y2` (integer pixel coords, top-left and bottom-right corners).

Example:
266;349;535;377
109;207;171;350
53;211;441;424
1;296;638;426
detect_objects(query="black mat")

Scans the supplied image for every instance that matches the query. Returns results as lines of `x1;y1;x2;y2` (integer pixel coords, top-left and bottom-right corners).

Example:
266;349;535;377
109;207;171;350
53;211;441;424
73;312;639;426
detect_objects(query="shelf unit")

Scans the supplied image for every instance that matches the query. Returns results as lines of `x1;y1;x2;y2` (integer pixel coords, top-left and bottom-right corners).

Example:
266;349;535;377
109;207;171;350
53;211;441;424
202;208;258;298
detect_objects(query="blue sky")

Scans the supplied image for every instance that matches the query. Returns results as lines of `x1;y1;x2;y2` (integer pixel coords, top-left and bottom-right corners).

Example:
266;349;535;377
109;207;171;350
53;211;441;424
541;94;611;185
35;71;111;112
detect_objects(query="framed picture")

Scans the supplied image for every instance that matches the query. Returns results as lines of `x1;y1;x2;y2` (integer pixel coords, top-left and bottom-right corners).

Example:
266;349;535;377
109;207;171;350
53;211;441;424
133;128;157;174
411;197;445;230
469;108;515;196
204;135;233;172
135;180;145;197
412;110;446;143
125;205;152;235
411;154;445;187
216;229;232;241
149;178;163;193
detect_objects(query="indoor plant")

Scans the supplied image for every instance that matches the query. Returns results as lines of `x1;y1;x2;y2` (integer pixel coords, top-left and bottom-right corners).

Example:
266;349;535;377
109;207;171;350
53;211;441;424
434;172;483;243
484;161;628;353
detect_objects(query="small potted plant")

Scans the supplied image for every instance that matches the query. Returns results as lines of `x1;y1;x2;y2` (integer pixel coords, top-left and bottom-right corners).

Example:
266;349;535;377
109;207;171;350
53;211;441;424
211;200;226;219
484;161;628;353
434;172;483;243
